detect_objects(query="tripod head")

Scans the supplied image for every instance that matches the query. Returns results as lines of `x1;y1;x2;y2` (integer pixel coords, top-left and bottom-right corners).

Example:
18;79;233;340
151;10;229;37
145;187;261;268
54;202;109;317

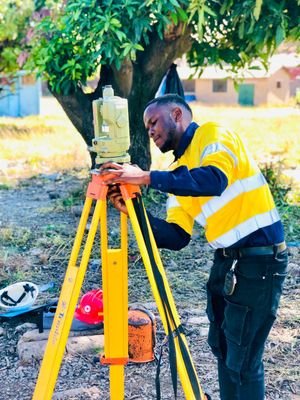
90;85;131;165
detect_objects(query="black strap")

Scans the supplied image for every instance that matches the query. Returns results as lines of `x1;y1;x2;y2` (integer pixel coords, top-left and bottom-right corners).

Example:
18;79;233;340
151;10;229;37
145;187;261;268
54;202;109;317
132;195;201;399
155;337;166;400
0;284;36;307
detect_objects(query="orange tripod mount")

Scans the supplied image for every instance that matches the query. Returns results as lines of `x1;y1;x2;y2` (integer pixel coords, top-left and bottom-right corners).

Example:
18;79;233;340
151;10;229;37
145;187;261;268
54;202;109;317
32;170;207;400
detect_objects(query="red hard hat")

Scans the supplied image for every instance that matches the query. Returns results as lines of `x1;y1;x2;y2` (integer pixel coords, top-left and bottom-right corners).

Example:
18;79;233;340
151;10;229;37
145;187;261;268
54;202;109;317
74;289;104;325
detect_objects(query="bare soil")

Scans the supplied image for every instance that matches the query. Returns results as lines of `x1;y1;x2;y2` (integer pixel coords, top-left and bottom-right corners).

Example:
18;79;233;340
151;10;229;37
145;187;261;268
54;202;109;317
0;170;299;400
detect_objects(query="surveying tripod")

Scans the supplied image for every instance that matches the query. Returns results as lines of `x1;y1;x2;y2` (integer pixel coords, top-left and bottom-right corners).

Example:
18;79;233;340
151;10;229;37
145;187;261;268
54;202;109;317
32;170;208;400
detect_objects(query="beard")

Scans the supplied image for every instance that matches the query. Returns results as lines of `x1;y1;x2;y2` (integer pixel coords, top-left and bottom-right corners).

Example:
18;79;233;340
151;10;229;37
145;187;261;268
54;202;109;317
160;134;173;153
160;120;177;153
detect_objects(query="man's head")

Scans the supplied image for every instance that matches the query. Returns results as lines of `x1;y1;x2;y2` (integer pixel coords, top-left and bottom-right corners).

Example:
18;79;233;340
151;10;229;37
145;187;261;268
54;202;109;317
143;94;193;153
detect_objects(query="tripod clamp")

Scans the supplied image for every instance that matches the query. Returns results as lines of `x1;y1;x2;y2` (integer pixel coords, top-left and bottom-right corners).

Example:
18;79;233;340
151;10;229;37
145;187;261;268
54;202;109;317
87;168;141;202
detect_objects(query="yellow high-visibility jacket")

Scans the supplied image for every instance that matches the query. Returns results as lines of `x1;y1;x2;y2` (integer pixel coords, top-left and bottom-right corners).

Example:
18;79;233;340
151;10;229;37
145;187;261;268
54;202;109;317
165;122;280;249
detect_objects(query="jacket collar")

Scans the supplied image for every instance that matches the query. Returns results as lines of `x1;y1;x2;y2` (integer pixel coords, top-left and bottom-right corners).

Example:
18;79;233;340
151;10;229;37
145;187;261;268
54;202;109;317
173;122;199;161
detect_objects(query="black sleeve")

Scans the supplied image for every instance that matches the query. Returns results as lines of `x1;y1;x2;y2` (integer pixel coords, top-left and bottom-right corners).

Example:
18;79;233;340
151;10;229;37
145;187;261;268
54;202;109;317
150;165;228;196
147;212;191;250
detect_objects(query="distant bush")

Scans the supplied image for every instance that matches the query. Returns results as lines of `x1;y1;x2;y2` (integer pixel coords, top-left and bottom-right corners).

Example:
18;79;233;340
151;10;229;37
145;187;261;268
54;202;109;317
260;160;300;242
260;161;291;206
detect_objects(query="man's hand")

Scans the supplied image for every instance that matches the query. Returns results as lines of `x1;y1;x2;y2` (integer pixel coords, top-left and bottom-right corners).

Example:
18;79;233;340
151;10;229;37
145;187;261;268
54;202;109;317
107;185;128;215
99;162;151;186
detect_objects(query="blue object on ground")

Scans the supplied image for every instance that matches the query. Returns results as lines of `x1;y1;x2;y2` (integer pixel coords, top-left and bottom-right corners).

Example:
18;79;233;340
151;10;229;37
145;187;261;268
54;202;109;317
43;305;103;331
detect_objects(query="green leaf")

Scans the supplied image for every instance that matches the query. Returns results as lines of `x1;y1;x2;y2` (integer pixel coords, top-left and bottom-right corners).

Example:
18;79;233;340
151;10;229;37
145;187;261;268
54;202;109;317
275;25;285;46
122;44;132;57
238;21;245;39
170;12;178;25
219;48;240;63
115;30;126;42
114;57;121;70
248;65;262;70
169;0;180;7
177;8;188;22
220;2;227;15
203;5;217;17
134;44;144;51
253;0;263;20
110;18;121;27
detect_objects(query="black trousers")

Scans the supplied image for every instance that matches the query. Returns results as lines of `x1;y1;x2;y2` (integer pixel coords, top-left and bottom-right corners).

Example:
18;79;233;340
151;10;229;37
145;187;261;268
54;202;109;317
206;249;288;400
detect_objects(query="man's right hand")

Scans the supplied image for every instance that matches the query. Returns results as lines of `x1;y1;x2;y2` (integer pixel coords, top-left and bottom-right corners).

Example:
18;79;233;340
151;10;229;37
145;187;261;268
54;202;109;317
107;184;128;215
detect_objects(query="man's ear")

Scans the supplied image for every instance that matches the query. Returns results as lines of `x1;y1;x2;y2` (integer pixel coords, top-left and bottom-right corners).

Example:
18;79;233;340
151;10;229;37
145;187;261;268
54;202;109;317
172;107;182;122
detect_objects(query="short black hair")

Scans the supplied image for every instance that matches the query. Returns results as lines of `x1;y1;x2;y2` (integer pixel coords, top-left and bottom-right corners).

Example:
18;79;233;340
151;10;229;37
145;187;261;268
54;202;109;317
145;94;193;116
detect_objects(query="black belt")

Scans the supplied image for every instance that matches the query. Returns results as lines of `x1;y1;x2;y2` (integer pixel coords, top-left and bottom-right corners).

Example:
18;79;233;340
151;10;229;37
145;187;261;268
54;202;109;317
217;242;287;258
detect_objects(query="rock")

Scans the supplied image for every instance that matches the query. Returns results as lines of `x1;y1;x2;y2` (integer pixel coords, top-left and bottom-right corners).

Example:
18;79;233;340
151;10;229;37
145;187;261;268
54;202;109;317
41;173;61;181
129;302;157;312
199;327;209;337
53;386;101;399
168;259;179;270
187;308;205;316
71;205;83;217
17;333;104;363
15;323;37;333
29;248;44;256
19;328;101;342
187;316;209;325
48;191;60;199
89;258;101;271
0;326;4;336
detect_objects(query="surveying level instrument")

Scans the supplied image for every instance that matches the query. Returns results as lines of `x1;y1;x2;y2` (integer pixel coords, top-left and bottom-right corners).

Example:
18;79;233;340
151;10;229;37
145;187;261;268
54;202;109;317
90;85;130;165
32;87;209;400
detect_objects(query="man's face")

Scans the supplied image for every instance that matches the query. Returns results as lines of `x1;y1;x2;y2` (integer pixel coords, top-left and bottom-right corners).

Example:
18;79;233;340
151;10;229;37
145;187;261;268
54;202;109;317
143;104;177;153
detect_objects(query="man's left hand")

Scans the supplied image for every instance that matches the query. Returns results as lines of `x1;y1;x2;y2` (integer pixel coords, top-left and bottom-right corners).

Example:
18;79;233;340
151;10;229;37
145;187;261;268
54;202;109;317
99;162;151;186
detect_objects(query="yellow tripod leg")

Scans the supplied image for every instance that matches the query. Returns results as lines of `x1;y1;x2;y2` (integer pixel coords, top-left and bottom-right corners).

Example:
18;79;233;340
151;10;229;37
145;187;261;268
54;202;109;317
100;205;128;399
125;197;205;400
33;197;105;400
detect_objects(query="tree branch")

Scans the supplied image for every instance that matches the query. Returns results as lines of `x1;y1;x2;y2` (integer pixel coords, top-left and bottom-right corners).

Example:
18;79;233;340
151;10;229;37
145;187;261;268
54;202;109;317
141;24;192;76
111;58;133;97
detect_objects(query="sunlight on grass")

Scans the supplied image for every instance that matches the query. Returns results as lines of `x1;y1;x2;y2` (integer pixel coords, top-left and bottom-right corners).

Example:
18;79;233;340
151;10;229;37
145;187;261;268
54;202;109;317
0;107;90;184
0;97;299;190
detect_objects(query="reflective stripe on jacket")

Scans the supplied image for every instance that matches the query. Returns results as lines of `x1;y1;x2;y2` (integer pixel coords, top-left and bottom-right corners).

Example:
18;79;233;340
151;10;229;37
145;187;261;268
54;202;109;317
166;122;280;249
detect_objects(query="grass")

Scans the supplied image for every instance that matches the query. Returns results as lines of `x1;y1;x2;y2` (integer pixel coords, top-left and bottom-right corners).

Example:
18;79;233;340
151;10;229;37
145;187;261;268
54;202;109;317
0;100;90;184
0;97;299;193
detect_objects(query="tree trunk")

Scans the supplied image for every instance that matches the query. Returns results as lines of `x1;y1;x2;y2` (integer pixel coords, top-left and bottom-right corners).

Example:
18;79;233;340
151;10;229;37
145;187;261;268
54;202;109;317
50;28;191;170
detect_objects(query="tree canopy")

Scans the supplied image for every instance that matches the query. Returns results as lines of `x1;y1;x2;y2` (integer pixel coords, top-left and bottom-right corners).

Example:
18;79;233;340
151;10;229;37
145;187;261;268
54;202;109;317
0;0;34;85
2;0;299;168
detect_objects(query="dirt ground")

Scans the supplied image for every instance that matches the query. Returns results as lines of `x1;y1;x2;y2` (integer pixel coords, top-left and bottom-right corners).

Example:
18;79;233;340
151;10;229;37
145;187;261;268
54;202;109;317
0;170;299;400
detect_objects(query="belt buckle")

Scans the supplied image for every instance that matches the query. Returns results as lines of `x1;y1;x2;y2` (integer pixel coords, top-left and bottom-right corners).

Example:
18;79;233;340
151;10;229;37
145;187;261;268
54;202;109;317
222;248;228;258
277;242;287;252
274;241;287;259
222;248;241;258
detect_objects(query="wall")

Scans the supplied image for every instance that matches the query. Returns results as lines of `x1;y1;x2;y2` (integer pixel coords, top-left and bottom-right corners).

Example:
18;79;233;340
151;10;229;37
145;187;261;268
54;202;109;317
243;78;268;106
267;69;290;104
0;72;41;117
193;68;290;106
195;79;238;105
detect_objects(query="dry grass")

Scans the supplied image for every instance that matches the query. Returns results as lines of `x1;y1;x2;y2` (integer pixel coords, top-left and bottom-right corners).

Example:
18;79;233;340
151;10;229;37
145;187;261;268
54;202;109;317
0;98;90;184
0;97;300;188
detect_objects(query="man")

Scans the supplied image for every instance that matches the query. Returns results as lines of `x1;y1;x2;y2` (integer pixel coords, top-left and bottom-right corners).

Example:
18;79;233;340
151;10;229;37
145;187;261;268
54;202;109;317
100;94;288;400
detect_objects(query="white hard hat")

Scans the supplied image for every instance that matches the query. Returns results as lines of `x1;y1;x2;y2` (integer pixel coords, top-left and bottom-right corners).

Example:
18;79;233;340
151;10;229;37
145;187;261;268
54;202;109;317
0;282;39;311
